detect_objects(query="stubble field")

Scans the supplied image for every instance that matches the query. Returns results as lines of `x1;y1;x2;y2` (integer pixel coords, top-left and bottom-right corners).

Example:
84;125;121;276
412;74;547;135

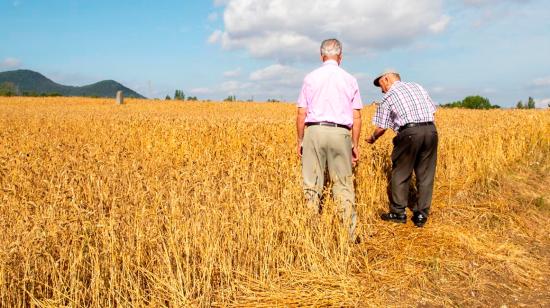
0;97;549;307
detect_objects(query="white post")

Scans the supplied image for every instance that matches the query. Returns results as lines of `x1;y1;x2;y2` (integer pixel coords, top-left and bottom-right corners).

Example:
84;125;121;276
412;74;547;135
116;91;124;105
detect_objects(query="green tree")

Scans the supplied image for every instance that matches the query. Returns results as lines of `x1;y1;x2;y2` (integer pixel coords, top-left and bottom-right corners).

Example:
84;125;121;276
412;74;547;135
527;97;535;109
0;82;18;96
165;95;171;100
224;95;236;102
440;100;463;108
461;96;492;109
174;90;185;100
516;100;524;109
441;95;499;109
42;92;61;97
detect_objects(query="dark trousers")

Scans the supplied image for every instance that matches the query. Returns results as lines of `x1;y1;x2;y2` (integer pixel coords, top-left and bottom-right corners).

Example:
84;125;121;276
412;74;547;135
390;125;438;216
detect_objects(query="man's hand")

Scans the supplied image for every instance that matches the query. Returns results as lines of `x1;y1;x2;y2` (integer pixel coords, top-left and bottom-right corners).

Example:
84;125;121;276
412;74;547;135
366;134;376;144
296;107;306;157
297;142;303;158
367;127;387;144
352;146;359;166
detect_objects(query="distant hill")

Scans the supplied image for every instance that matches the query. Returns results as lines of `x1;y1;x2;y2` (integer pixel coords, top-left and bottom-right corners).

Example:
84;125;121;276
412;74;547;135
0;69;145;98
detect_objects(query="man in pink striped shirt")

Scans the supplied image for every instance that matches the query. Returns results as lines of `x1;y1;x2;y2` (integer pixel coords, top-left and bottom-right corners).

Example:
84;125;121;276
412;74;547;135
296;39;363;241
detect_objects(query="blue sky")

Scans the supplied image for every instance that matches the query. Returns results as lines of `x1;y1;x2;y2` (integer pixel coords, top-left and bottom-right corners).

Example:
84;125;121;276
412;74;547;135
1;0;549;107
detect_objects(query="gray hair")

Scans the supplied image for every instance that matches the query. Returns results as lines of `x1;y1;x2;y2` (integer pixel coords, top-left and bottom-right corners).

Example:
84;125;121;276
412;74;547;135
320;39;342;57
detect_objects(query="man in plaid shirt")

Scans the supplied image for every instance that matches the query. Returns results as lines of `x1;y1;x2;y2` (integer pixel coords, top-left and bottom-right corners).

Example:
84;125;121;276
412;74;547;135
366;70;438;227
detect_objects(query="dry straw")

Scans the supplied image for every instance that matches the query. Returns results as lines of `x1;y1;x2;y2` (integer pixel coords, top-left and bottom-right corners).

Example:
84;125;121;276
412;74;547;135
0;97;548;306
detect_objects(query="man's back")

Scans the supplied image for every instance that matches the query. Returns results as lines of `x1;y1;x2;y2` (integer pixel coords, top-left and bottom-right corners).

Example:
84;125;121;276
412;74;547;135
376;81;436;131
297;60;362;127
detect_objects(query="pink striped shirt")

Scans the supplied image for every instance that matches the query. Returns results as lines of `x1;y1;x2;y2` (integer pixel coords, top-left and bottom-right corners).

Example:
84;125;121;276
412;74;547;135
297;60;363;127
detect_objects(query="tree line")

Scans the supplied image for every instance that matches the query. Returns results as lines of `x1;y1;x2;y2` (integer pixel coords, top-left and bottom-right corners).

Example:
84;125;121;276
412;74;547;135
165;90;198;101
165;91;281;103
441;95;547;109
0;82;62;97
10;82;543;108
516;97;536;109
440;95;500;109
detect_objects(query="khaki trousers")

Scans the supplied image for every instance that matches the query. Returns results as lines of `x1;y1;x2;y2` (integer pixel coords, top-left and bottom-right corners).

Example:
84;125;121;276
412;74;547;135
301;125;357;238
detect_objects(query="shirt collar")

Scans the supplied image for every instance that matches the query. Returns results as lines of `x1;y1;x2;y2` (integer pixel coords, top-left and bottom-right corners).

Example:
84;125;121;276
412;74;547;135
323;59;339;66
383;81;402;99
388;80;401;92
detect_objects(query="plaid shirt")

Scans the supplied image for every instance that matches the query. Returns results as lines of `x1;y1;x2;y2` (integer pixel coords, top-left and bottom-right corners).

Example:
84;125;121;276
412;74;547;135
372;81;436;131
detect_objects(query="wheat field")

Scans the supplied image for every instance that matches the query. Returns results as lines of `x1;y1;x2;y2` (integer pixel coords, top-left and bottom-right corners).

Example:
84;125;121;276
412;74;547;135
0;97;549;307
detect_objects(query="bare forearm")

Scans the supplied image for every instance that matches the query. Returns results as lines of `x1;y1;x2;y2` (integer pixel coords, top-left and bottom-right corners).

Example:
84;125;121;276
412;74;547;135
373;127;386;139
352;110;362;148
366;126;387;144
296;108;306;143
352;116;361;148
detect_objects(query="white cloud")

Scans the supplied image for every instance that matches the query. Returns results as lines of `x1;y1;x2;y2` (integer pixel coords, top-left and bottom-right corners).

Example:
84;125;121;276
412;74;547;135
250;64;300;82
212;65;376;101
210;0;450;61
464;0;494;5
430;86;446;94
429;15;451;33
200;63;306;100
531;77;550;88
0;57;22;69
190;87;212;94
248;64;305;98
482;88;496;94
223;68;241;78
208;30;222;44
463;0;526;6
221;80;252;92
213;0;229;6
535;98;550;108
207;12;218;22
462;0;532;27
352;72;370;81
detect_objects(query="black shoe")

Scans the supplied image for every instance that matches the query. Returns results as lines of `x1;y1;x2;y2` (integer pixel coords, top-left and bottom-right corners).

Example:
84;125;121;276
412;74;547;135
380;212;406;224
412;212;428;227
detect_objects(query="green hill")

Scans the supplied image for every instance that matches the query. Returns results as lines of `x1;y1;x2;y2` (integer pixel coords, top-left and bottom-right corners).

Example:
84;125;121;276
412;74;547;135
0;69;145;98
